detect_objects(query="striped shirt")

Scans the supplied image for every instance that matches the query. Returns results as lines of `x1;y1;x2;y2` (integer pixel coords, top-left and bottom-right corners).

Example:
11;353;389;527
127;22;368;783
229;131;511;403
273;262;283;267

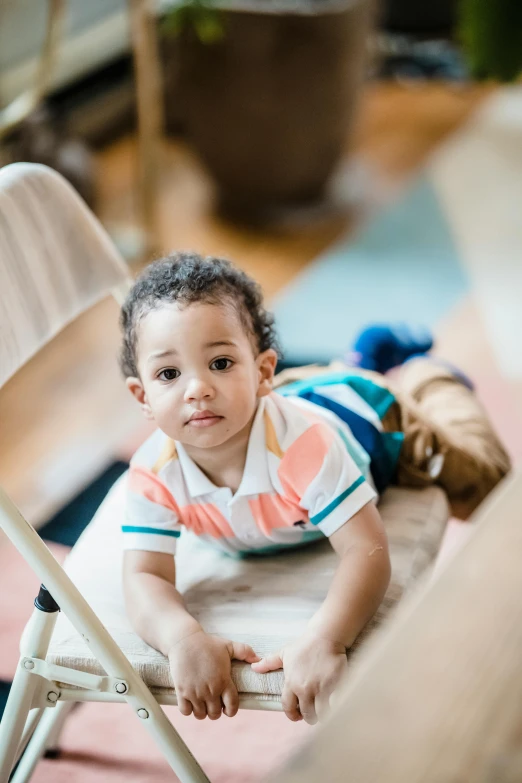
123;390;377;556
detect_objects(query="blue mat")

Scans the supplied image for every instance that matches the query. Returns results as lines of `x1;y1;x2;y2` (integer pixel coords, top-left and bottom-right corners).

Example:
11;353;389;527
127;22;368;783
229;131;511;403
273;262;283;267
39;461;128;548
272;176;469;363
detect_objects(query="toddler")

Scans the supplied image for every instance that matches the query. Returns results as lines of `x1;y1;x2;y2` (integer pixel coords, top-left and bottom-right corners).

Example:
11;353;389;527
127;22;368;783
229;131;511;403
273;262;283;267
119;252;509;726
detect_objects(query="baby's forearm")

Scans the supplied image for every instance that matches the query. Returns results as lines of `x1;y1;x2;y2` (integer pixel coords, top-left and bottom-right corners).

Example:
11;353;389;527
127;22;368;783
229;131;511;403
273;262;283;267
306;544;391;648
124;571;202;656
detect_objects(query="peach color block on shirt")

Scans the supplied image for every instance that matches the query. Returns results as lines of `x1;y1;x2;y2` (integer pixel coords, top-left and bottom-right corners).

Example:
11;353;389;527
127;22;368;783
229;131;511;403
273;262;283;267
278;423;335;502
179;503;235;539
128;466;180;515
248;494;308;537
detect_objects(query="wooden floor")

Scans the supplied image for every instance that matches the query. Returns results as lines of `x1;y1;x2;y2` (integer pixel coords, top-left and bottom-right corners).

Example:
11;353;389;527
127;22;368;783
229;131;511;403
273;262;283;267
0;82;490;527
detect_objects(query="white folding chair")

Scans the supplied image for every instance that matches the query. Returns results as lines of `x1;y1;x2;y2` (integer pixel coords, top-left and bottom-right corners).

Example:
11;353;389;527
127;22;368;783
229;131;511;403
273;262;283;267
0;162;450;782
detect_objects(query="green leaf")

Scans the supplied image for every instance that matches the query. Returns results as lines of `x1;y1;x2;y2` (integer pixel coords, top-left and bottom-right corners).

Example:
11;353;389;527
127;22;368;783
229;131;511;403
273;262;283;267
459;0;522;82
162;2;224;42
161;7;190;37
193;12;224;44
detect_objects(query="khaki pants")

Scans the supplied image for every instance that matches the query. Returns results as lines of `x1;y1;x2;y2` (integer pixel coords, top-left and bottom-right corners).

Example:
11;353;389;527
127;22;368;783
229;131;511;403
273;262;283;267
274;358;511;520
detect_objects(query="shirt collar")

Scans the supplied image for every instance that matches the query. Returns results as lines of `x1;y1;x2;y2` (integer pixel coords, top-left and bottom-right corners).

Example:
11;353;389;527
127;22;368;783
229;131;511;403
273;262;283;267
174;396;274;499
175;442;218;498
235;396;274;497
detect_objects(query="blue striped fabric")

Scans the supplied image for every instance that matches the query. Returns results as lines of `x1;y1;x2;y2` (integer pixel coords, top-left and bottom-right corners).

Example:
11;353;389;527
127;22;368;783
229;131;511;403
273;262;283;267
121;525;181;538
278;372;404;493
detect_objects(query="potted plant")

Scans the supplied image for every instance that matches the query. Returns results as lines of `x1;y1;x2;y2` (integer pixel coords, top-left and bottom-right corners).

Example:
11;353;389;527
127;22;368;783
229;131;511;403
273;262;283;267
160;0;375;221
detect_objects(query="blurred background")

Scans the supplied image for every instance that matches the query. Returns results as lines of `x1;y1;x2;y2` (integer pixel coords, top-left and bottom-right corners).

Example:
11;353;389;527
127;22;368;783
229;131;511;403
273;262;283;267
0;0;521;779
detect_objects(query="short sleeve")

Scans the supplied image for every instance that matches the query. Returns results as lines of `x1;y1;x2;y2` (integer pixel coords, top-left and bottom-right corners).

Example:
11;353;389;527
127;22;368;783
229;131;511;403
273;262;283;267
278;423;377;538
122;464;182;555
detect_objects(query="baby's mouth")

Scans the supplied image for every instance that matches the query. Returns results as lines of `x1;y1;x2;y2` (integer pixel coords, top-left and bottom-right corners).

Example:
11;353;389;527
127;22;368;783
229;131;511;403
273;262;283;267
186;411;224;428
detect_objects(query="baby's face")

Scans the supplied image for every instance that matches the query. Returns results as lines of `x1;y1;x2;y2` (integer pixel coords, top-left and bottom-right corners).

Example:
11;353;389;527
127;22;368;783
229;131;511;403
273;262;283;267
128;301;277;450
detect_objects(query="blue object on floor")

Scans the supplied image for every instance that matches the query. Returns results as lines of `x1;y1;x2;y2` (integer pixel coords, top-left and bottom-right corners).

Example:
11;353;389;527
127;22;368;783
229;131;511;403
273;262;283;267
350;323;434;374
272;175;469;363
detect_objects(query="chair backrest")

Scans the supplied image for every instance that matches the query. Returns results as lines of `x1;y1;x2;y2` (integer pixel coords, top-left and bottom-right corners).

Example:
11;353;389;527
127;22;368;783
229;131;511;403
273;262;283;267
0;162;131;390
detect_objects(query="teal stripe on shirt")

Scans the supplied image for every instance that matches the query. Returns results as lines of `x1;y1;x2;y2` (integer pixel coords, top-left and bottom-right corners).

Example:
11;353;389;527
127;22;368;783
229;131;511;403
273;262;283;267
121;525;181;538
310;475;366;526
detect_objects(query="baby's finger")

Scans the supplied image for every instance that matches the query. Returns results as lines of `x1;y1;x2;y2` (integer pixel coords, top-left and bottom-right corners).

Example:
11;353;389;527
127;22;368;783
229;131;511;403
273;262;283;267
222;684;240;718
315;691;332;723
297;692;317;726
177;696;193;717
282;687;302;722
191;699;207;720
206;697;223;721
229;641;261;663
251;652;283;673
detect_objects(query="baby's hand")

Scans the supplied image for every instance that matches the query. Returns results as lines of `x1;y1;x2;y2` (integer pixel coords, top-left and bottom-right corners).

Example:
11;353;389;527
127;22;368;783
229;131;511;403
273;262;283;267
251;633;347;725
169;629;259;720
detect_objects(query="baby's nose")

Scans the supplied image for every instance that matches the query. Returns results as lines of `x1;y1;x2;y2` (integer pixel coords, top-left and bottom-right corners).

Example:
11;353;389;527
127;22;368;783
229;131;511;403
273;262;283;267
184;376;215;401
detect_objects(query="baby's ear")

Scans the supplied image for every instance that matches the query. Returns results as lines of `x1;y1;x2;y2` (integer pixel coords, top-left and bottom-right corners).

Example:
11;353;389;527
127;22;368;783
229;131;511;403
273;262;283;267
257;349;278;397
126;377;154;420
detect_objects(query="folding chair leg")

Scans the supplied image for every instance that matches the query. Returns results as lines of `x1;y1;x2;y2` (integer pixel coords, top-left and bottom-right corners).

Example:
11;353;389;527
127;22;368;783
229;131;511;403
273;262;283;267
0;492;210;783
43;701;75;757
0;666;37;781
10;703;71;783
134;700;210;782
0;587;59;782
17;709;43;765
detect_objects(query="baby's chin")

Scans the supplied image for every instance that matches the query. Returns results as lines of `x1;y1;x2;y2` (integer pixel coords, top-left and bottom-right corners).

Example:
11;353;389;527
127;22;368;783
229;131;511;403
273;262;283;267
179;421;236;449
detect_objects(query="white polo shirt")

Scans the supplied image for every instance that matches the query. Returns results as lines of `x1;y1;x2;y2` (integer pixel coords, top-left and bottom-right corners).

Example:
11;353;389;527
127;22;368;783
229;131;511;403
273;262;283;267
123;391;376;556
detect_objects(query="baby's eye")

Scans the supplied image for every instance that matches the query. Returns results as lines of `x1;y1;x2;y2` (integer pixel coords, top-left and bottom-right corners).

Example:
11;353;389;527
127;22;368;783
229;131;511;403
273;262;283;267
210;357;233;371
158;368;179;381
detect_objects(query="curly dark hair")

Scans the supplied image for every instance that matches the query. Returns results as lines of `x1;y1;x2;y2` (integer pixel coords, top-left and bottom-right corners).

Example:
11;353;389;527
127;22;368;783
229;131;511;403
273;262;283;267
119;251;282;378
